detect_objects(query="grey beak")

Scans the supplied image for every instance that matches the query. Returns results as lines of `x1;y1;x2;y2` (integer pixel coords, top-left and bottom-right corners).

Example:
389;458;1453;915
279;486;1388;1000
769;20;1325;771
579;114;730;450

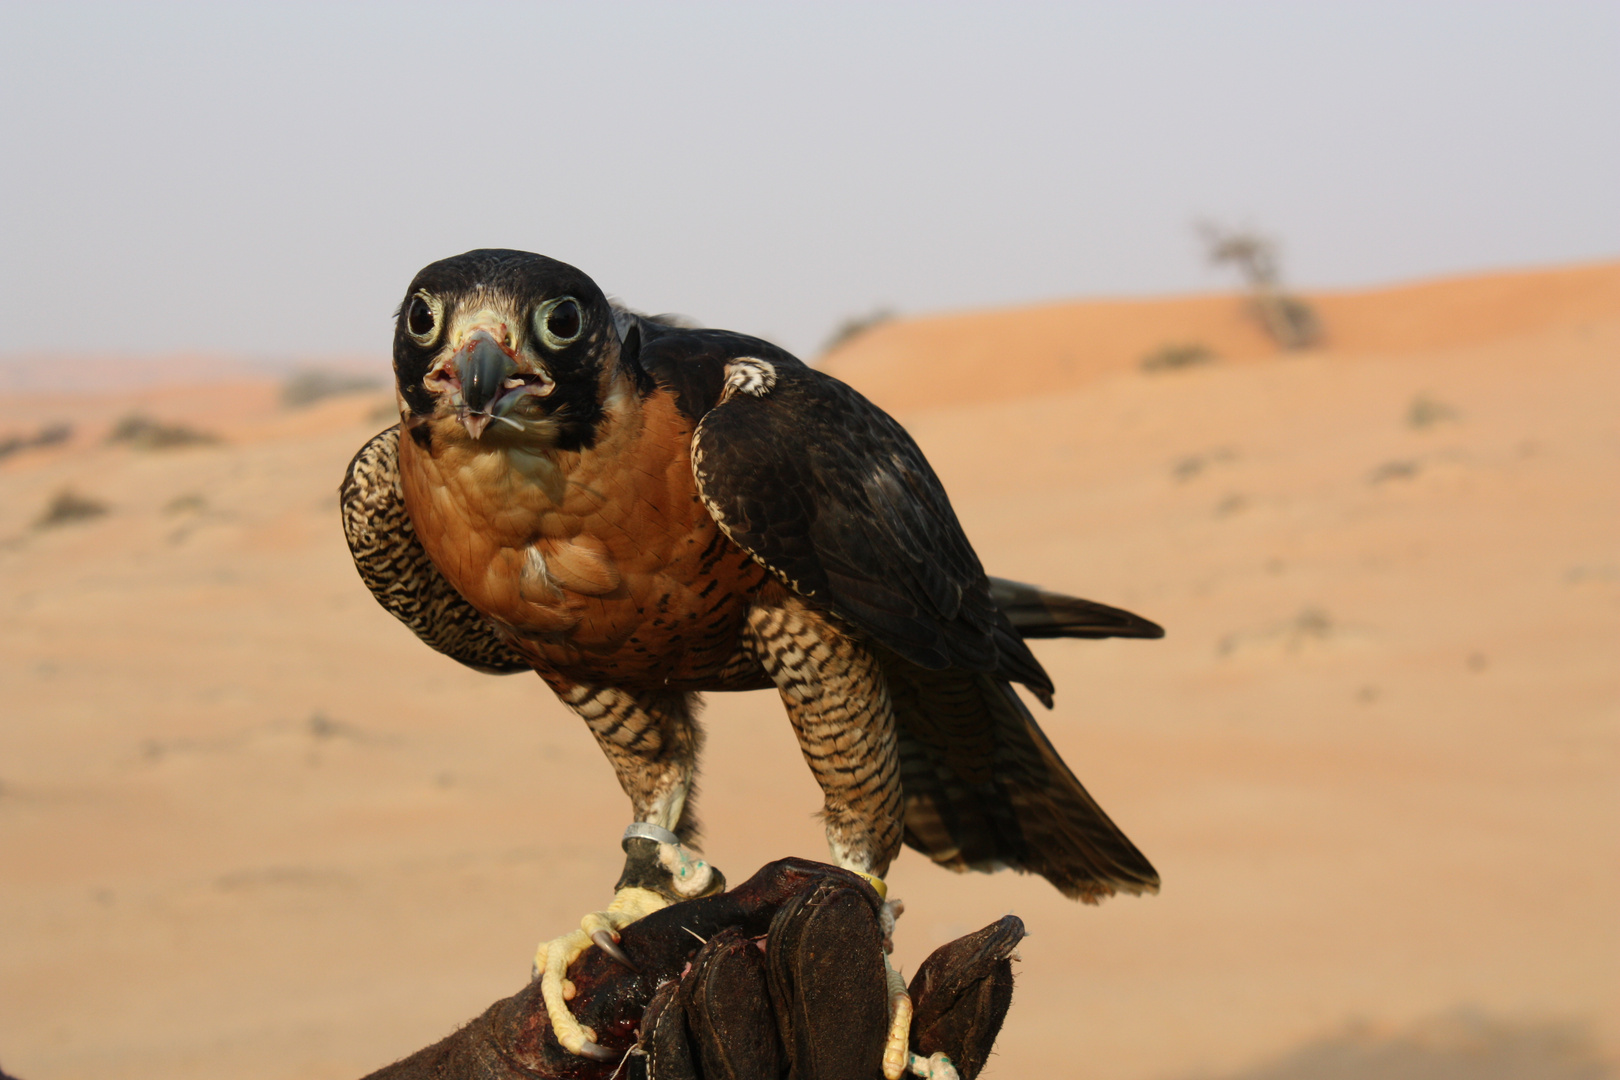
457;331;516;415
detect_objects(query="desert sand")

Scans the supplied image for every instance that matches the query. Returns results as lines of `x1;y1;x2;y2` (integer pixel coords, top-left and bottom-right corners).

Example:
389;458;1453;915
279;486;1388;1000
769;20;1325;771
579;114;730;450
1;263;1615;1079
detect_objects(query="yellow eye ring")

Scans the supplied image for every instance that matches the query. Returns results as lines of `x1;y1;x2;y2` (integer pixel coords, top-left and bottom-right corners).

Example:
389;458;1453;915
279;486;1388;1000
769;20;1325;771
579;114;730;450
533;296;583;350
405;292;443;347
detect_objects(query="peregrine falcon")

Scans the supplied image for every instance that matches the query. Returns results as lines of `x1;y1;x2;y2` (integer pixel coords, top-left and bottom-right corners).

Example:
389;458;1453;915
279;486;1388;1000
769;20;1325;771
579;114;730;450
341;249;1162;1076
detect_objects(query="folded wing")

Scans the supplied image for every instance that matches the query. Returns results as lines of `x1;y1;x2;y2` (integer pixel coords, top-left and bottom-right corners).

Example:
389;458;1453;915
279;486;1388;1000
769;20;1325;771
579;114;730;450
690;356;1055;702
339;426;530;674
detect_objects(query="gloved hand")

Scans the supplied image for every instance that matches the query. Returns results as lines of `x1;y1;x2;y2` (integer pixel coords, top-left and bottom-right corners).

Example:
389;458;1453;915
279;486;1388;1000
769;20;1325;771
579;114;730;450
364;857;1023;1080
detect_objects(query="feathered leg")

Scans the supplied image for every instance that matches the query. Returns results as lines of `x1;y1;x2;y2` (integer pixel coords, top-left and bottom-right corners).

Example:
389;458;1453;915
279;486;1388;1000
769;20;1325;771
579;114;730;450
533;683;725;1059
562;683;706;842
745;595;915;1080
745;598;903;873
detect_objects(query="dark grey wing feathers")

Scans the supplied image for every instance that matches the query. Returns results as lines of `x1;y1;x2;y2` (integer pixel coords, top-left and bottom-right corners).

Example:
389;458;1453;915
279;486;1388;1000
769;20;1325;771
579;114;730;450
339;426;531;674
691;360;1052;697
887;658;1160;901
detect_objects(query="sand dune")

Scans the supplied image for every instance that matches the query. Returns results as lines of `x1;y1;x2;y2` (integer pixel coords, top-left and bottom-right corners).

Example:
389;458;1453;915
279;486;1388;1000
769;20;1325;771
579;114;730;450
820;261;1620;412
1;263;1615;1079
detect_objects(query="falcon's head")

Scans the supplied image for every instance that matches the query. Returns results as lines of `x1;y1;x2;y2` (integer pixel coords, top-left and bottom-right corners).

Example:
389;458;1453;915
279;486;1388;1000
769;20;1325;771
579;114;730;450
392;249;633;452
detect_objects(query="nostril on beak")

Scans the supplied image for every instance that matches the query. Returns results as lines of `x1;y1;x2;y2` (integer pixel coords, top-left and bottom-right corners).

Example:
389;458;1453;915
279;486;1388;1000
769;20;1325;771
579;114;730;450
458;332;516;414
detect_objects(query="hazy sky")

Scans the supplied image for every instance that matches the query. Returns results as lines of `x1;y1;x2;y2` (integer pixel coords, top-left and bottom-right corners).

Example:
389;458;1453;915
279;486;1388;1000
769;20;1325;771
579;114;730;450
2;2;1615;362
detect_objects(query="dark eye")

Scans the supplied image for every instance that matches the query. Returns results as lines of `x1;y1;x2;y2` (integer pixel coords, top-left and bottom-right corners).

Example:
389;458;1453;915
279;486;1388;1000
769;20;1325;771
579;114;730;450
405;292;441;345
535;297;583;349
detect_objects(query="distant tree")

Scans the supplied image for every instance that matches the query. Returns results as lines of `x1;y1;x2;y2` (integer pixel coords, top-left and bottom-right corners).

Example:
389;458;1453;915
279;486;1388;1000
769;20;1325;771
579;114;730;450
820;307;896;356
1197;222;1321;350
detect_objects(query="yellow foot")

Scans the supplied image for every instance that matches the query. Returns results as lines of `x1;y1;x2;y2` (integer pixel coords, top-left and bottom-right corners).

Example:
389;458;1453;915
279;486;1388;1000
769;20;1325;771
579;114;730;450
879;897;914;1080
883;954;913;1080
878;896;960;1079
531;885;670;1059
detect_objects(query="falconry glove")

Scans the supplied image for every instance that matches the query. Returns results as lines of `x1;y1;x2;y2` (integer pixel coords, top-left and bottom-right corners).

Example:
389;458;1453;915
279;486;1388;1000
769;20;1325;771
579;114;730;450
361;858;1022;1080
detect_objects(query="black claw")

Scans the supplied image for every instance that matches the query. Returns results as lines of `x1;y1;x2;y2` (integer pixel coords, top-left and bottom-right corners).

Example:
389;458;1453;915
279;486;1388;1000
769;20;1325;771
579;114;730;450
576;1039;615;1062
593;929;638;971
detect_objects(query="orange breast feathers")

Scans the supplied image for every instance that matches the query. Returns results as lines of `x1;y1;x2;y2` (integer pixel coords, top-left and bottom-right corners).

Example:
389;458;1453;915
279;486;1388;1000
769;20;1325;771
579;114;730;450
398;391;763;680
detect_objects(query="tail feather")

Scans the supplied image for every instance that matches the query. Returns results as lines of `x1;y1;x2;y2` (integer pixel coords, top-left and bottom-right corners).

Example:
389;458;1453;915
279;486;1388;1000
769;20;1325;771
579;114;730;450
989;577;1164;641
885;656;1158;902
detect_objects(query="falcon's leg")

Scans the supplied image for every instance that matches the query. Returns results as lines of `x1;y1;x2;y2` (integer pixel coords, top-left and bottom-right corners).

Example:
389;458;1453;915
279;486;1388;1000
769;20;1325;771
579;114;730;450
532;684;725;1059
746;597;915;1080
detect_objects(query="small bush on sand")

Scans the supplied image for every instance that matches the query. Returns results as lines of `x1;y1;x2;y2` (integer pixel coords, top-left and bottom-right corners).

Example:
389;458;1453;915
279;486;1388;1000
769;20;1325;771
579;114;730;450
281;368;384;408
1407;393;1461;429
35;488;109;528
106;414;220;450
1141;343;1217;373
0;422;72;461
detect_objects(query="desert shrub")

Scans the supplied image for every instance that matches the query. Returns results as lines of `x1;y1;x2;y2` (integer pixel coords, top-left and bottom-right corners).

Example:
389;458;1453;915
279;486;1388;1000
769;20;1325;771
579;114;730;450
1253;294;1321;351
35;488;108;528
1142;342;1217;373
0;422;72;460
164;493;207;515
1407;393;1460;429
1369;459;1421;483
281;368;384;408
106;414;219;450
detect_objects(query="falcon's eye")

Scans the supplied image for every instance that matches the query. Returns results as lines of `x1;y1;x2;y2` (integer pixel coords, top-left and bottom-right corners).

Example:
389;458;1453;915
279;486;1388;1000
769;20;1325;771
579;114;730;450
405;292;442;346
535;297;583;350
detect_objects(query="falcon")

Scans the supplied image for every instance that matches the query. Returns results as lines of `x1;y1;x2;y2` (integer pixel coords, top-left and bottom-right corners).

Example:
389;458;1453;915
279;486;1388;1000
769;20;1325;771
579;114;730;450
341;249;1162;1077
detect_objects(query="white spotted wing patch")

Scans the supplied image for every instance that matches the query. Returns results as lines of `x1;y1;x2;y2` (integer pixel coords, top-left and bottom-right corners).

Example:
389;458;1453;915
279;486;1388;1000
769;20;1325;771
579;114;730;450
719;357;777;402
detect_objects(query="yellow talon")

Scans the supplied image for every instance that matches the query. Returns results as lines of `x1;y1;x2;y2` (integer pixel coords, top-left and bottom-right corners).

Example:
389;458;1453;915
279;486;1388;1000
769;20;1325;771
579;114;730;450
880;906;912;1080
883;964;913;1080
539;927;595;1053
533;886;675;1059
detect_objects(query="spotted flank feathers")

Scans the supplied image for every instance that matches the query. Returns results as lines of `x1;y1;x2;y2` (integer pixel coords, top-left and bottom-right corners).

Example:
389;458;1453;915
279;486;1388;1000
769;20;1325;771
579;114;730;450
340;426;531;674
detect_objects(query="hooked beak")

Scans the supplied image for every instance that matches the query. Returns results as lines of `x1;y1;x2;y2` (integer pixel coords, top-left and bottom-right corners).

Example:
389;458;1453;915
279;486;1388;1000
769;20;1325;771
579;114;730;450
455;330;517;440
